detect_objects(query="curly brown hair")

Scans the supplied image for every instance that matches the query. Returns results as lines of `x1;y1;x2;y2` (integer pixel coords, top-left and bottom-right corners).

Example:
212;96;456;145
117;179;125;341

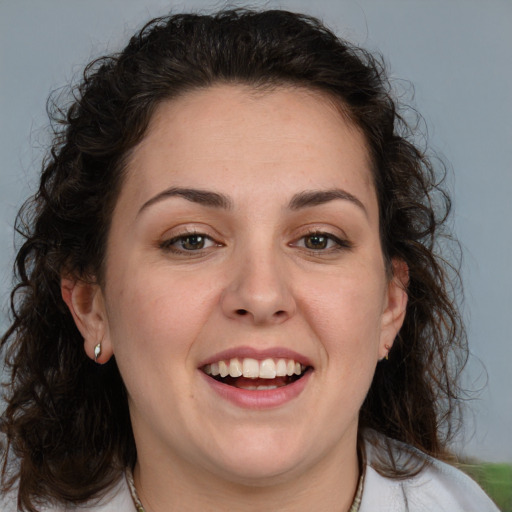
1;9;467;511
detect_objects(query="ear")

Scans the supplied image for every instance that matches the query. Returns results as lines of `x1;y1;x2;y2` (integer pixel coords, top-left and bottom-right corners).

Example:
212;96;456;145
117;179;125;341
379;258;409;360
61;276;113;364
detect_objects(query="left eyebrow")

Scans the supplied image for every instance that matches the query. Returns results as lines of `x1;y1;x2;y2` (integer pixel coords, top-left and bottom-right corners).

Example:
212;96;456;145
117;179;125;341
288;189;367;216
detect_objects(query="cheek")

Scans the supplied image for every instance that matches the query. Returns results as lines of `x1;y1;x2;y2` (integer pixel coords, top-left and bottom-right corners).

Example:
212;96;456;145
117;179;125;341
298;264;386;357
104;263;217;362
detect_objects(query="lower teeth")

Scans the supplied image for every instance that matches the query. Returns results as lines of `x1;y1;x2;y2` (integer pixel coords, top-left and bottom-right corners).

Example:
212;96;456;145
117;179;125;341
238;385;279;390
212;373;304;389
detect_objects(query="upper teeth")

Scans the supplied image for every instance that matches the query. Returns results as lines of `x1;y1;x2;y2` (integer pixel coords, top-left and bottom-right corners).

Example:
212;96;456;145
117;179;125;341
203;358;305;379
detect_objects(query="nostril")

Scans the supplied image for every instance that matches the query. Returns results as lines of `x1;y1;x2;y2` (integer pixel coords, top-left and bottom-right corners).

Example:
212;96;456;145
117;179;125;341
236;309;248;316
275;310;285;316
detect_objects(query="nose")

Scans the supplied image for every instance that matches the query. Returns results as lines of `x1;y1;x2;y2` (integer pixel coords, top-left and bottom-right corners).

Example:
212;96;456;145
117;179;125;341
220;247;296;326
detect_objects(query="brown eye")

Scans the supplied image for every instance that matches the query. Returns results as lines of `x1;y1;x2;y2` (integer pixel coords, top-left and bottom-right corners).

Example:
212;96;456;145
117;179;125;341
304;234;329;250
180;234;206;250
291;232;352;253
161;233;219;254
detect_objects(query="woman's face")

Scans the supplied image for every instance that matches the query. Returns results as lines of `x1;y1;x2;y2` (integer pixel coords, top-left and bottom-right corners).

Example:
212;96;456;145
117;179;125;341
82;85;406;484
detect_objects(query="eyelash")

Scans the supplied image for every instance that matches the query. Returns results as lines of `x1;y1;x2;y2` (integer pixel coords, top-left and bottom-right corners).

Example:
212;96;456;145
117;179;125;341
159;231;220;255
292;231;352;254
159;230;352;256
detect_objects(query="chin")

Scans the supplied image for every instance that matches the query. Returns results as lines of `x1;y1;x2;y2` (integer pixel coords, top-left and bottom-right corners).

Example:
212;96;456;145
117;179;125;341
203;427;308;485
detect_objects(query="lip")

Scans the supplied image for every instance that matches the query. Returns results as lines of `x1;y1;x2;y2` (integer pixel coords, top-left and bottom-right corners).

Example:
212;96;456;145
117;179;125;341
200;367;313;410
197;345;313;367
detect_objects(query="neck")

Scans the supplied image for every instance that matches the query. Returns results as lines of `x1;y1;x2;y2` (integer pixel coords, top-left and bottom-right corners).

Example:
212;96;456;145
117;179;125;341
132;436;361;512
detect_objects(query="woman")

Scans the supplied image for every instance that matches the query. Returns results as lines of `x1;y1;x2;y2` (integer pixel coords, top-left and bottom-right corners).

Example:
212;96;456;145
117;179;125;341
0;9;499;512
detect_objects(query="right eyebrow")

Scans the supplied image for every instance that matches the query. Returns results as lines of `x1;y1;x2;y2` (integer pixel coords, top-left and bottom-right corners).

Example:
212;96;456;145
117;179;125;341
137;187;234;216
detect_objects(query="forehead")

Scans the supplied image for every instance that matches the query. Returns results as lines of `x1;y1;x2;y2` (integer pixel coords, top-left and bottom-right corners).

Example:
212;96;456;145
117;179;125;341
123;84;376;213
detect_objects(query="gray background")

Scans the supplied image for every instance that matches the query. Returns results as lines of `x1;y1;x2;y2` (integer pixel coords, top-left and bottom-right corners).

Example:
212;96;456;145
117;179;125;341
1;0;511;462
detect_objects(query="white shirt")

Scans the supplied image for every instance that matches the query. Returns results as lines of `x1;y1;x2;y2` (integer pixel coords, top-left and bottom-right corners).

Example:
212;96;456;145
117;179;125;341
359;434;500;512
2;434;500;511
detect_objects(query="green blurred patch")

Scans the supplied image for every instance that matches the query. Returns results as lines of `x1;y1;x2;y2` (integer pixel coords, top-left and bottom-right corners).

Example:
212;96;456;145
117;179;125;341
458;462;512;511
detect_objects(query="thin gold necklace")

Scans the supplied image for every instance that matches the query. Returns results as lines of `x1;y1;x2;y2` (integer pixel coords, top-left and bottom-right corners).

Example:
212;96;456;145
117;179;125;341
126;468;145;512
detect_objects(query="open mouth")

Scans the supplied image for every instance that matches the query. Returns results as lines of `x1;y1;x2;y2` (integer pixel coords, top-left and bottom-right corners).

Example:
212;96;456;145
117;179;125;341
202;357;311;390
